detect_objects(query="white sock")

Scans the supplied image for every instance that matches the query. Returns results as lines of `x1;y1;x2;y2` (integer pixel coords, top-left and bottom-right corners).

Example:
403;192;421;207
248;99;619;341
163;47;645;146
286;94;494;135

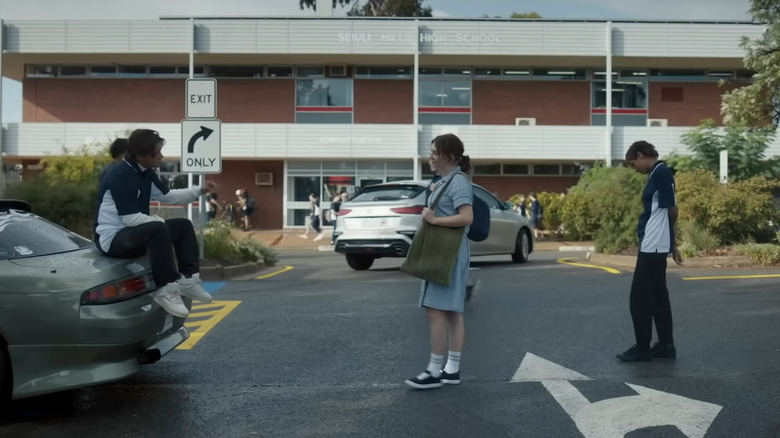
426;354;444;377
444;351;461;374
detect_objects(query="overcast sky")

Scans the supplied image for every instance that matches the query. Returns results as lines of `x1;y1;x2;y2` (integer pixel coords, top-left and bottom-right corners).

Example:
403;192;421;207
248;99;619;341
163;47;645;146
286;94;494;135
0;0;755;122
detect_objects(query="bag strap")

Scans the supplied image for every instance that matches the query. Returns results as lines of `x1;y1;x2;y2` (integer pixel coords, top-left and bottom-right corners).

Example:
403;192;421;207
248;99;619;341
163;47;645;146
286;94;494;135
429;171;460;209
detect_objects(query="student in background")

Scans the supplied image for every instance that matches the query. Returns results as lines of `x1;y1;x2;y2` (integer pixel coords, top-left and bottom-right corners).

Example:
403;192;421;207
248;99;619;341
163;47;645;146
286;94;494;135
100;138;128;182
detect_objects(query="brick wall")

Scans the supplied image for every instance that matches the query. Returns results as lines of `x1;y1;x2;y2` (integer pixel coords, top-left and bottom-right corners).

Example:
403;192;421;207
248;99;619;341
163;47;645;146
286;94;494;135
208;160;284;230
472;81;591;125
354;80;413;123
648;82;741;126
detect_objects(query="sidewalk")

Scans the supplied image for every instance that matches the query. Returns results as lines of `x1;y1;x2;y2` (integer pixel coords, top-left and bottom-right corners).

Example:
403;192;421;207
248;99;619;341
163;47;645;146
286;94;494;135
232;229;595;252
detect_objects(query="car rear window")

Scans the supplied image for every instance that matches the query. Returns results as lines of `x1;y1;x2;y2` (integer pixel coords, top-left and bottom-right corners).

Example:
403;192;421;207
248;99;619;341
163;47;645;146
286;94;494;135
350;185;426;202
0;210;92;260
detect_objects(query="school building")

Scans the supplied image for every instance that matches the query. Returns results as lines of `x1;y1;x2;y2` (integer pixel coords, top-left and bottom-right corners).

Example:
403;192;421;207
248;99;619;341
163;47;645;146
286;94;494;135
0;16;776;229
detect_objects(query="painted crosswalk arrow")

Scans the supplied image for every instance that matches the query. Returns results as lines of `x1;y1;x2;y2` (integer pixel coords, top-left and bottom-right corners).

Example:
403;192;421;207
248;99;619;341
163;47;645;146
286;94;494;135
187;126;214;153
511;353;722;438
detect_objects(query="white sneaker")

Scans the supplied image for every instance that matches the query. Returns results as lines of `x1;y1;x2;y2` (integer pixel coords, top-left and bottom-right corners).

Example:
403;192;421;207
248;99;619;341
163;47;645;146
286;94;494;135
300;234;308;239
313;233;324;241
152;283;189;318
177;273;213;303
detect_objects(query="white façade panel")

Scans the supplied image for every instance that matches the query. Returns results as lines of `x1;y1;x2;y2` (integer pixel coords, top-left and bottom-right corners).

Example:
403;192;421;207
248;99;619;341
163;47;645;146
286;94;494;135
221;124;257;157
613;22;766;57
347;21;417;54
255;125;289;157
614;126;780;159
64;21;134;52
287;125;353;157
418;21;604;56
256;21;291;54
195;21;257;53
668;23;766;58
612;23;671;57
3;21;67;52
129;21;191;53
347;125;415;158
288;21;352;54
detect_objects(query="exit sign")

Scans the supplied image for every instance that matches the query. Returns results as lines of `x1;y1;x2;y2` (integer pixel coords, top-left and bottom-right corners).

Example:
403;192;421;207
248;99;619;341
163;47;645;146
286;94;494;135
186;78;217;119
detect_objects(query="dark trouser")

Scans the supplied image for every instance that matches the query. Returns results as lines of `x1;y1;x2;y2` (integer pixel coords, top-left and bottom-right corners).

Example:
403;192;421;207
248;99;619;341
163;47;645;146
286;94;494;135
630;252;674;348
311;215;321;233
106;218;198;287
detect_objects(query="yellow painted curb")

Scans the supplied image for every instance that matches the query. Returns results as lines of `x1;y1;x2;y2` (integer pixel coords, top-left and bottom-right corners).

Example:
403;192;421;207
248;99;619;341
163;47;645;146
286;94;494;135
256;265;294;279
557;257;621;274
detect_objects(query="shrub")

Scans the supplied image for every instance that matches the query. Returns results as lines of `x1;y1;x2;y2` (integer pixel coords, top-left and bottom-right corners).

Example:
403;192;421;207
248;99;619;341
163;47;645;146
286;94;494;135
203;220;278;266
676;170;779;244
5;174;98;238
678;221;720;256
560;165;646;252
736;243;780;266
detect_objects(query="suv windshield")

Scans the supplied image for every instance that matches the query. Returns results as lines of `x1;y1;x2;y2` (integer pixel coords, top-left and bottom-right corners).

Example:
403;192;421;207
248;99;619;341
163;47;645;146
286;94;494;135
0;210;92;260
350;184;426;202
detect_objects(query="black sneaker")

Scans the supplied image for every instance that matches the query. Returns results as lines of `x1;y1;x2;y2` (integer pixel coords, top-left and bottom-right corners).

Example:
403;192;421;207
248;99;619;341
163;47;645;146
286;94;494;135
651;342;677;359
404;371;442;389
440;370;460;385
616;345;652;362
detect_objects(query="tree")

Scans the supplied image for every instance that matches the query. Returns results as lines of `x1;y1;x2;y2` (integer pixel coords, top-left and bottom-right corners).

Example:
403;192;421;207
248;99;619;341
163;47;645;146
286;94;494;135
510;12;541;18
666;118;779;181
721;0;780;128
299;0;432;16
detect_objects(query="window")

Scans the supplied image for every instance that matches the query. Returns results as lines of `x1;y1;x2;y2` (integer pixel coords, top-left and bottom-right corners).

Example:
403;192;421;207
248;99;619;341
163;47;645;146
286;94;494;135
355;66;412;79
59;66;87;77
0;213;91;260
118;66;147;77
297;66;325;78
268;66;293;78
649;69;707;82
473;164;501;175
419;80;471;107
149;66;178;77
27;65;57;77
296;79;353;107
209;66;264;78
89;66;117;77
473;186;503;209
592;80;647;109
503;164;529;175
532;164;561;175
533;68;587;80
350;184;426;202
474;67;531;79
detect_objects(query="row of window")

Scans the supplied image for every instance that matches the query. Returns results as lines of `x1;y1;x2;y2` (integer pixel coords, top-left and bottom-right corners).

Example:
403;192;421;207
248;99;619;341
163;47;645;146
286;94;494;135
26;64;753;82
423;162;586;177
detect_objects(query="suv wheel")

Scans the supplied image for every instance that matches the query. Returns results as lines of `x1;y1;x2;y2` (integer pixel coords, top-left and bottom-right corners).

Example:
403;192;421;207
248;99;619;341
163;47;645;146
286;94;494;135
346;254;375;271
511;229;531;263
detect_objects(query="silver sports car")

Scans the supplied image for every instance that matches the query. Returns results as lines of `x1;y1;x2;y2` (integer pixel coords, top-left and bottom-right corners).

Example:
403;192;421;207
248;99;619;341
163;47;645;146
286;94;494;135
333;180;533;270
0;199;189;402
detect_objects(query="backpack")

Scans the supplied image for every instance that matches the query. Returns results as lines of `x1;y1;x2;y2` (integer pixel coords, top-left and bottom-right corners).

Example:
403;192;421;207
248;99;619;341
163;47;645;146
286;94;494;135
468;193;490;242
246;195;255;209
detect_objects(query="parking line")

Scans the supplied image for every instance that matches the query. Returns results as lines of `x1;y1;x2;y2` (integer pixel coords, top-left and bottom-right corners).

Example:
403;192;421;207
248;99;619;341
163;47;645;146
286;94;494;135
683;274;780;281
177;300;241;350
557;257;621;274
256;265;293;279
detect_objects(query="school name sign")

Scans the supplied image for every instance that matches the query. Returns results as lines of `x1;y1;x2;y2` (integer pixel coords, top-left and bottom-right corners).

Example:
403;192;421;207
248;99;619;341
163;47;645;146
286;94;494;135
337;32;502;43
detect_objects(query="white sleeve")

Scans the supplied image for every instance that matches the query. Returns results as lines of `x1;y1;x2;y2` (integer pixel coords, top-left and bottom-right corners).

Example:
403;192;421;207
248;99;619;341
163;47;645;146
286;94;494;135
154;186;202;205
121;213;166;227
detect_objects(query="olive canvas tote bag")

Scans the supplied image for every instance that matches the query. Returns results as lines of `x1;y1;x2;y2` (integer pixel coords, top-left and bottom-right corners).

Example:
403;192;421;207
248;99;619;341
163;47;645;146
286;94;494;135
400;174;465;286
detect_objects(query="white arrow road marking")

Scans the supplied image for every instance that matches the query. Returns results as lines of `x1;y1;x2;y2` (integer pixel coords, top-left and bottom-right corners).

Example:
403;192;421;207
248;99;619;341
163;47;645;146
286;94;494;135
512;353;723;438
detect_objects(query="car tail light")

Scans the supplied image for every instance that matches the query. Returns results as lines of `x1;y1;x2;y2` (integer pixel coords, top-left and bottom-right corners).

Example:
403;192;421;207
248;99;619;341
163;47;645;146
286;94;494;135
337;209;352;216
81;273;155;305
391;205;424;214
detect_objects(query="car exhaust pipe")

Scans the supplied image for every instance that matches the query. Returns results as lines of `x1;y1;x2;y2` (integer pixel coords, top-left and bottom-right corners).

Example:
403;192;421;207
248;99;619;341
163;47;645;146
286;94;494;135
394;246;406;256
137;348;162;365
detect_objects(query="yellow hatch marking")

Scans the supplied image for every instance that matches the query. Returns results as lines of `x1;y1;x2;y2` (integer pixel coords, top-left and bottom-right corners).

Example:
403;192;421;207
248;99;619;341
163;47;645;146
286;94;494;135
176;300;241;350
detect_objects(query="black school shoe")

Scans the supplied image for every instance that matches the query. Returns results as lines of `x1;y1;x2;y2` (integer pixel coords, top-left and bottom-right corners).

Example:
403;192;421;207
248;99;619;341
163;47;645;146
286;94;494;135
440;370;460;385
616;345;652;362
651;342;677;359
404;371;442;389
